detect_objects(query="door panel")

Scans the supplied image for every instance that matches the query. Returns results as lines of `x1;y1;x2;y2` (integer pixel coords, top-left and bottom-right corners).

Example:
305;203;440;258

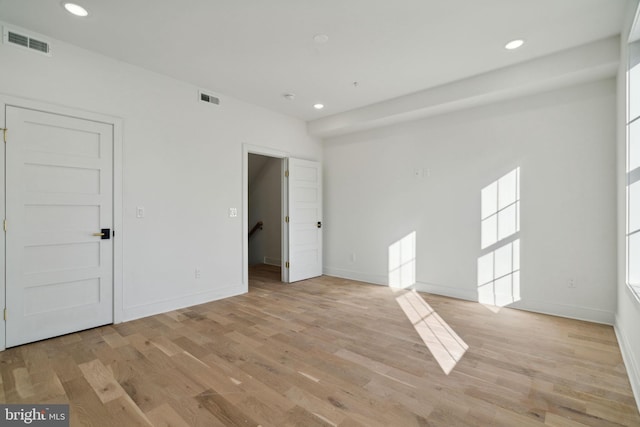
5;106;114;347
288;158;322;282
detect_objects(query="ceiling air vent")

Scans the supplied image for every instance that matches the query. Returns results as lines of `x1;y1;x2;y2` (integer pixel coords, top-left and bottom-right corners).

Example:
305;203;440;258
2;26;52;56
199;90;220;106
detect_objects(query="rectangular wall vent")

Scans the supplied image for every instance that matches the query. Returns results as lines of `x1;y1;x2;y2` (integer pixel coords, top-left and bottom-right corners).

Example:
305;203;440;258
199;90;220;106
3;26;52;56
28;38;50;54
8;31;28;47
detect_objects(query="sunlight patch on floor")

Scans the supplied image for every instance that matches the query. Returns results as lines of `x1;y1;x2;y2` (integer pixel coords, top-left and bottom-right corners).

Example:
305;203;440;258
395;289;468;375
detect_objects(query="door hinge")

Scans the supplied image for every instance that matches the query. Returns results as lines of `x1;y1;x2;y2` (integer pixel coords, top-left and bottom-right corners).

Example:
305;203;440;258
285;170;289;178
285;216;289;223
285;262;290;269
1;128;6;143
3;309;7;321
3;219;6;232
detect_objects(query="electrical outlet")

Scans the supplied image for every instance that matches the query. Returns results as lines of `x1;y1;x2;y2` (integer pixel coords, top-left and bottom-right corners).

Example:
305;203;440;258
567;278;576;288
229;208;238;218
195;268;201;279
413;168;430;179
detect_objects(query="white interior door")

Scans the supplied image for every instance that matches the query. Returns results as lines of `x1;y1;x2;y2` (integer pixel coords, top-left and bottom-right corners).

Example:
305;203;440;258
287;158;322;282
5;106;114;347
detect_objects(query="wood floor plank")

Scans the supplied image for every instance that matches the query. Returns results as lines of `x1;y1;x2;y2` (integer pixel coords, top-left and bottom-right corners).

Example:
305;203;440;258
78;359;126;404
195;388;260;426
104;395;153;427
63;377;117;427
0;264;637;426
12;367;35;399
145;403;191;427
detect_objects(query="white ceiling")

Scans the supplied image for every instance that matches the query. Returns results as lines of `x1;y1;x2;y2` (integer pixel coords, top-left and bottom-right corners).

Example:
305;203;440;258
0;0;630;121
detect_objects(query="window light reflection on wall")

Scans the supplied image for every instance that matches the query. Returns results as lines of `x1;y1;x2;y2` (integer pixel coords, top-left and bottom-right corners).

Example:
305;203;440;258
478;168;521;308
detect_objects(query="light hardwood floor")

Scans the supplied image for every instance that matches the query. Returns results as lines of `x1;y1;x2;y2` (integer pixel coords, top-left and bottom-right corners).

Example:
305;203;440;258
1;264;638;426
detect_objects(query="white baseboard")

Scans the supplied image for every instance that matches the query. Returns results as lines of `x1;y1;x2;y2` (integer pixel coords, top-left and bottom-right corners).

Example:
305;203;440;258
323;267;387;286
509;299;614;325
324;267;475;299
263;257;281;266
411;281;478;302
323;267;615;324
122;284;245;322
615;317;640;411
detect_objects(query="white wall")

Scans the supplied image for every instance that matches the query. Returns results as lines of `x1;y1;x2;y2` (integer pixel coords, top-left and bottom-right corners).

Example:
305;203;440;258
324;78;617;324
248;155;282;266
0;28;321;321
615;0;640;407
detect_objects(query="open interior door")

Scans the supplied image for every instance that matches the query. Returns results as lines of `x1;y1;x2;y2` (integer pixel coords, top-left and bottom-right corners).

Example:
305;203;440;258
287;158;322;282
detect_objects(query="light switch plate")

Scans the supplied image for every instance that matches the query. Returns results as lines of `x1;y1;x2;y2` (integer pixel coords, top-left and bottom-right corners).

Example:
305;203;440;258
136;207;145;218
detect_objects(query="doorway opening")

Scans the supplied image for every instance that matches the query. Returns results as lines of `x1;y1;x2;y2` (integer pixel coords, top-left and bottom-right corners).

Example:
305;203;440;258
248;153;283;286
242;144;322;289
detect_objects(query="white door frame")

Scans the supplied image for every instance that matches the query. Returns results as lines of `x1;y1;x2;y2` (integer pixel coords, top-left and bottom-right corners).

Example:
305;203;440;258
242;144;290;287
0;95;124;350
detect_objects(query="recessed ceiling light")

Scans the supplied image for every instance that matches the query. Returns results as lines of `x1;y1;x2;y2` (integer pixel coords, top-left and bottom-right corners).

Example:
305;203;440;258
63;3;89;17
313;103;324;110
505;39;524;50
